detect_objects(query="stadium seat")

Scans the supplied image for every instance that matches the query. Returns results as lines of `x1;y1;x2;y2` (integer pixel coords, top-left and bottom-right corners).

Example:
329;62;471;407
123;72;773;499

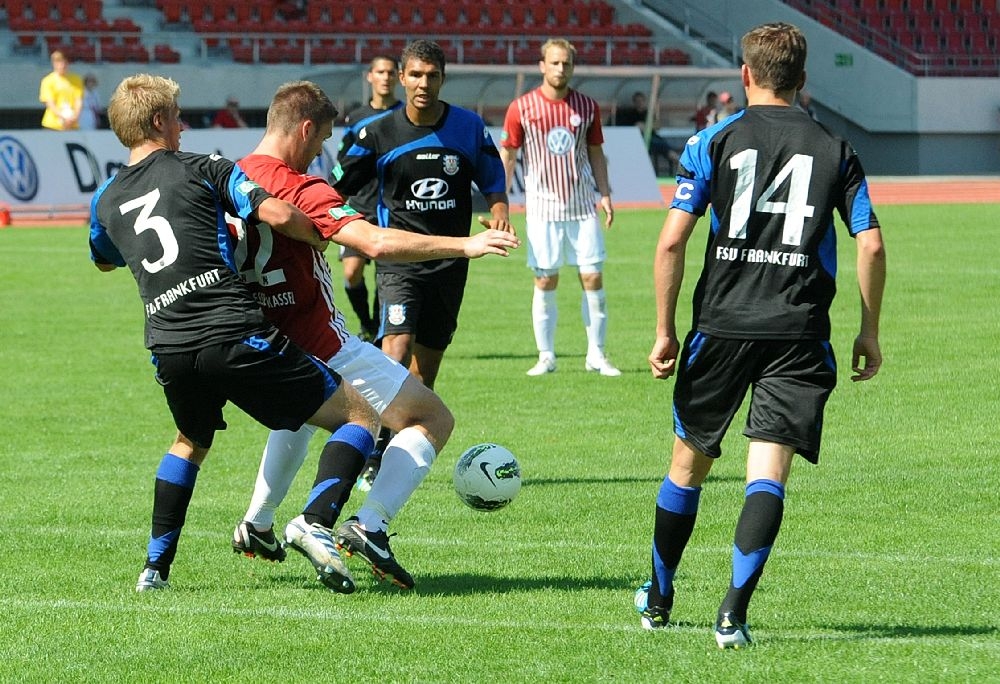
154;43;181;62
311;38;357;63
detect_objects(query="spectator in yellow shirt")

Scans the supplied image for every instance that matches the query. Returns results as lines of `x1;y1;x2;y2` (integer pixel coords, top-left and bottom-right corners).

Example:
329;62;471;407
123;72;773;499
39;51;83;131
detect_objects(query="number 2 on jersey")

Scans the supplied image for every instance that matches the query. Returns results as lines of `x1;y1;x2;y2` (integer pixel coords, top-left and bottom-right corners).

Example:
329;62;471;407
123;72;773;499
728;150;815;247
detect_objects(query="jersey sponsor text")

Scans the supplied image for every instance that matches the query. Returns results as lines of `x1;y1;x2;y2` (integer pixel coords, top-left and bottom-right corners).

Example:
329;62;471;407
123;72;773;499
716;246;810;267
145;268;222;317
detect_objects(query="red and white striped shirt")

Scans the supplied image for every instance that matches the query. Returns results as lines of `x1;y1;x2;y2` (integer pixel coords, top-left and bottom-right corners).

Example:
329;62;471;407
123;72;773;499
501;87;604;221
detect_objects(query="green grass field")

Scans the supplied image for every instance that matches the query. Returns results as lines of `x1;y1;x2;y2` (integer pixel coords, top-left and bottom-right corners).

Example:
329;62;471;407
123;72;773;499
1;204;997;682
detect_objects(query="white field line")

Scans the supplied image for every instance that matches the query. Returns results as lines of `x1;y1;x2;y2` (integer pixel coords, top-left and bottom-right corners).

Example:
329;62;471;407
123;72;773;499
4;598;1000;649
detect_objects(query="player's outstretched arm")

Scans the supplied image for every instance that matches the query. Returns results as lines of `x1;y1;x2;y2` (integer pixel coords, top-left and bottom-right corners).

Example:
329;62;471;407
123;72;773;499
335;219;518;262
851;227;886;382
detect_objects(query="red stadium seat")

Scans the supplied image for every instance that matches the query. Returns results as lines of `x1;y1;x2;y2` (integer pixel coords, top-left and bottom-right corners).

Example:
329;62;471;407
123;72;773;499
154;43;181;63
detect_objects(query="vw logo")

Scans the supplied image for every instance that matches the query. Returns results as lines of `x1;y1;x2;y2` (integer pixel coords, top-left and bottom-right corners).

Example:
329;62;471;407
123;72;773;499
411;178;449;199
0;135;39;201
546;127;574;156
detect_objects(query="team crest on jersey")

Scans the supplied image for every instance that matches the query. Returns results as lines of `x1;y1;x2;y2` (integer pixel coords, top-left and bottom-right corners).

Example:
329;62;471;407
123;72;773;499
387;303;406;325
237;180;261;195
546;127;574;156
569;113;582;128
328;205;359;219
442;155;460;176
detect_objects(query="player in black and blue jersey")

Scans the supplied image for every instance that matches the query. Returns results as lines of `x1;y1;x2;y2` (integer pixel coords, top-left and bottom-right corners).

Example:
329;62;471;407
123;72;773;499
634;23;887;648
333;39;512;394
333;40;512;488
336;55;403;344
89;74;378;594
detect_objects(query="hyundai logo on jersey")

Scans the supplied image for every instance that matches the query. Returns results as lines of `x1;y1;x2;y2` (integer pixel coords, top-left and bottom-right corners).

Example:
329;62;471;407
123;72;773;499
0;136;39;201
410;178;450;200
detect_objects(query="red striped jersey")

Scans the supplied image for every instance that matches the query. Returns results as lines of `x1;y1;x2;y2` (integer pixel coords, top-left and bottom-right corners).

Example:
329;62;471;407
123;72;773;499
501;87;605;221
234;154;360;361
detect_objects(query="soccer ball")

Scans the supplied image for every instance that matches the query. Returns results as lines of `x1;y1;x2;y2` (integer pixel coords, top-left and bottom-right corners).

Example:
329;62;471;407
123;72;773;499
453;443;522;511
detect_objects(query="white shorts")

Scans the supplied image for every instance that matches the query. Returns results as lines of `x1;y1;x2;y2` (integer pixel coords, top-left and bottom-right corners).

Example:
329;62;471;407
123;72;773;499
526;215;605;272
325;335;408;415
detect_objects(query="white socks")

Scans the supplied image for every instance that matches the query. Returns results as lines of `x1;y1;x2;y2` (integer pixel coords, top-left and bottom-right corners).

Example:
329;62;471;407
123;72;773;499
244;424;316;529
582;288;608;359
532;286;557;356
357;427;437;532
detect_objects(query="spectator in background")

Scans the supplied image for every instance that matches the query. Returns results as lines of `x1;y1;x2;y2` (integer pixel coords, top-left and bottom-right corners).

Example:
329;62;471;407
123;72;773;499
39;50;83;131
690;91;718;131
213;95;248;128
706;91;741;126
615;91;678;176
78;73;104;130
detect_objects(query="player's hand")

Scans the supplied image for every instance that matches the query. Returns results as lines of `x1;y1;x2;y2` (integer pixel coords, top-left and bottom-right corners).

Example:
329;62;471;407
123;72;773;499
648;335;679;379
464;229;521;258
851;335;882;382
478;215;516;235
599;196;614;229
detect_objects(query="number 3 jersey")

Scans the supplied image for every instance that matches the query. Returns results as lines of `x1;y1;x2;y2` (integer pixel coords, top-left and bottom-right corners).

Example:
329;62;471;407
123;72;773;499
671;105;880;340
89;150;274;352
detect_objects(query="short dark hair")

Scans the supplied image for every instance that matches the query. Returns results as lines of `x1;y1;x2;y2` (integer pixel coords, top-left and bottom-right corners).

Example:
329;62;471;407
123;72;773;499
267;80;338;134
400;40;446;76
741;22;807;93
368;54;398;72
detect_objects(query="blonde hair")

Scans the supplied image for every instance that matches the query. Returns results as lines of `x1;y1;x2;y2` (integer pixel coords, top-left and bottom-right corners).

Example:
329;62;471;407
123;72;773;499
540;38;577;63
266;80;338;135
741;23;807;93
107;74;180;148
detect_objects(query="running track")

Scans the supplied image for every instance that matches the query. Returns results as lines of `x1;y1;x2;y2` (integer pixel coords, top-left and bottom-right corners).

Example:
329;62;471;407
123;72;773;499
4;177;1000;227
657;176;1000;207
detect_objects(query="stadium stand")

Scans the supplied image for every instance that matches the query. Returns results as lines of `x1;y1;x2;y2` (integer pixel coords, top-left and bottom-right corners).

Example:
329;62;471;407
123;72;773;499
783;0;998;76
1;0;691;66
1;0;996;74
153;0;688;66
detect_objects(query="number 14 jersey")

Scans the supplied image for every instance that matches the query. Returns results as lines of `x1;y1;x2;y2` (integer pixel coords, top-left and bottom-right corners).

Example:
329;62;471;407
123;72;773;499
671;105;880;340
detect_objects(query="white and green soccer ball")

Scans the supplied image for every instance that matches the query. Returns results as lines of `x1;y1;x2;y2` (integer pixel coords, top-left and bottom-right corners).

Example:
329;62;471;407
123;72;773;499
453;443;522;511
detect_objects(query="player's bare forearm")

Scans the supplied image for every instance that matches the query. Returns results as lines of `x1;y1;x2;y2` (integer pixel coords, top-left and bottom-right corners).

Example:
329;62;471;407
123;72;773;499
654;209;697;340
338;219;518;261
499;148;518;195
257;198;327;251
856;227;886;340
852;227;886;381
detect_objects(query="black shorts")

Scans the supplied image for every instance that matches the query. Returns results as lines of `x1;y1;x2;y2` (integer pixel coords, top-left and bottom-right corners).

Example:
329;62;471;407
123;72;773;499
376;271;467;351
672;333;837;463
152;329;340;449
